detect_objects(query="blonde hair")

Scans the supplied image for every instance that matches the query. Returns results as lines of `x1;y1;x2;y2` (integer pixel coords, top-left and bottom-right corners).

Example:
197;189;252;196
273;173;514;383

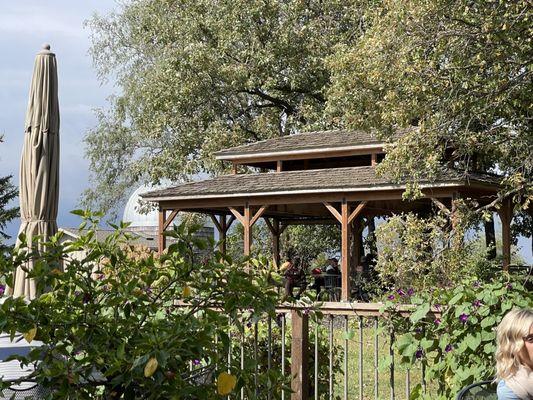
495;308;533;380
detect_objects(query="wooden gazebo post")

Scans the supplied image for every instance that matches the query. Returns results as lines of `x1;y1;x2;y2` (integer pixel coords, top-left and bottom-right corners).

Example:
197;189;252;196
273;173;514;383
324;200;367;301
265;218;286;268
157;207;179;255
210;214;235;255
229;203;268;257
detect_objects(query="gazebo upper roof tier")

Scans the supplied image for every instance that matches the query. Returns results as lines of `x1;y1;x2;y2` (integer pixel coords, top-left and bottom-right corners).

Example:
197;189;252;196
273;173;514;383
214;128;411;164
141;166;500;207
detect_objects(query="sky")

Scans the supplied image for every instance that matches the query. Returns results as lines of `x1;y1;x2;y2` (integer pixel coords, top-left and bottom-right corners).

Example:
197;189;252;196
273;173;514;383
0;1;531;263
0;0;116;238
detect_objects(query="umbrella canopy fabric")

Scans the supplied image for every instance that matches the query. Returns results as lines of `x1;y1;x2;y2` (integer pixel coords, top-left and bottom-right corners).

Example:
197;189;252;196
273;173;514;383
8;44;60;300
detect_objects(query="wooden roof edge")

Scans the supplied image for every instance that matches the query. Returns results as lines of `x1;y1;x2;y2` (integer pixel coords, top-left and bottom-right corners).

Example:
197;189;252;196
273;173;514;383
215;143;385;162
140;180;500;203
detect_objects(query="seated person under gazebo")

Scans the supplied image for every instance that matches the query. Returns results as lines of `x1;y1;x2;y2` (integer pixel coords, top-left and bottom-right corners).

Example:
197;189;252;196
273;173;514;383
281;255;307;299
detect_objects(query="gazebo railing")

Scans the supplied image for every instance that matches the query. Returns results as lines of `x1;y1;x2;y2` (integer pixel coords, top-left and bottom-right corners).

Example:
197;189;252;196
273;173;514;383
187;302;438;400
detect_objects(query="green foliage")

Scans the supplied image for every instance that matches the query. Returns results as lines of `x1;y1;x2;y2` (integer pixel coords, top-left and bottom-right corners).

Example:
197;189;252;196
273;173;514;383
327;0;532;198
0;135;19;252
382;275;533;398
375;212;479;291
282;225;340;266
84;0;370;213
0;212;282;399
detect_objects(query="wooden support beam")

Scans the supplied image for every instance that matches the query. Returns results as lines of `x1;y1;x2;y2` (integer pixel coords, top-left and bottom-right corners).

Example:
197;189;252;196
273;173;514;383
250;205;269;226
220;215;227;255
371;153;377;166
341;199;351;301
226;215;236;230
232;162;238;174
276;160;283;172
209;214;222;233
323;202;342;223
158;208;166;255
210;214;231;255
353;218;362;269
291;310;309;400
264;218;281;268
499;198;512;271
430;197;451;216
163;209;179;230
264;217;277;235
244;203;252;256
228;207;245;225
348;201;367;224
273;219;280;268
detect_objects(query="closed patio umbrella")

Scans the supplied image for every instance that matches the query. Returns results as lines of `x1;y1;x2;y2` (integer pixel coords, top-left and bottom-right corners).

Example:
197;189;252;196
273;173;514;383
8;44;60;300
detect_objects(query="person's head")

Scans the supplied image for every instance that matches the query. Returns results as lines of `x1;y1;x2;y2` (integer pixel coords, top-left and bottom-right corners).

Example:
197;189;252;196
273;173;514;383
495;308;533;379
328;258;338;267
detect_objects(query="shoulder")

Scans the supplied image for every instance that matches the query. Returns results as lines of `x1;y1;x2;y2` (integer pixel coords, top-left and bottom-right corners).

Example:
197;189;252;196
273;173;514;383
497;380;521;400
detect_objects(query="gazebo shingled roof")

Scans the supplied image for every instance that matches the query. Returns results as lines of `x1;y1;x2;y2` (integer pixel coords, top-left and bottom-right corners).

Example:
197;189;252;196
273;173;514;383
141;166;500;202
214;128;411;160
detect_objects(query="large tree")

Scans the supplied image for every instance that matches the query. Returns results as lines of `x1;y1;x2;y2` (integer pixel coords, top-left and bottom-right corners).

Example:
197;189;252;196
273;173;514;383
85;0;370;212
0;135;19;252
327;0;532;201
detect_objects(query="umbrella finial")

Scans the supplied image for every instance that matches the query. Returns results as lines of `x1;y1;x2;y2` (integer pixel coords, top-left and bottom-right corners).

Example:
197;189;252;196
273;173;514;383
37;44;54;56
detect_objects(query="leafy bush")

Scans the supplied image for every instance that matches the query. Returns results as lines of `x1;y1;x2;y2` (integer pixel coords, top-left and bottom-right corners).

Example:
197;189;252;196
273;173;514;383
382;274;533;399
0;211;282;399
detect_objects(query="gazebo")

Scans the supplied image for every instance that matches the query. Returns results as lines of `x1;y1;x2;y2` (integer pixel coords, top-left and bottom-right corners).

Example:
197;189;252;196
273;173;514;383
141;129;510;301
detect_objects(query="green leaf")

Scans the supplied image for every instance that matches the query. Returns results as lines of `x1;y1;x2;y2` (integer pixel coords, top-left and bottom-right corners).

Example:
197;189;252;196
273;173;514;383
480;316;495;328
465;333;481;351
448;292;463;306
410;303;430;324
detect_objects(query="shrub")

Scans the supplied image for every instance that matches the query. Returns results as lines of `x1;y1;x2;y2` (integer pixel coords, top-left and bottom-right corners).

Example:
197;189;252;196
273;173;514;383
382;274;533;399
0;211;281;399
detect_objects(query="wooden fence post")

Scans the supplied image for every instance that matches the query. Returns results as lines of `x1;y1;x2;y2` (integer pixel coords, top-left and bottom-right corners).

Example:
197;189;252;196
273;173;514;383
291;310;309;400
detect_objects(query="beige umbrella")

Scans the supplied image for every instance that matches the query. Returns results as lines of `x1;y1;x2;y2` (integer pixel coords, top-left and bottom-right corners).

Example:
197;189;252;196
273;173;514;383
8;44;60;299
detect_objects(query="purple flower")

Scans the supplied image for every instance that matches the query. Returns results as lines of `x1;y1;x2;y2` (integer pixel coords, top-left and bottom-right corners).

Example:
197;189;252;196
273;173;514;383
459;313;469;324
407;288;415;296
387;295;395;301
0;285;6;296
303;309;310;315
397;288;406;296
97;274;105;281
445;344;453;353
246;321;252;328
473;300;481;308
415;327;423;334
415;349;424;359
192;359;200;366
506;283;513;289
74;290;81;297
434;304;442;311
145;286;153;294
472;281;480;288
434;318;441;325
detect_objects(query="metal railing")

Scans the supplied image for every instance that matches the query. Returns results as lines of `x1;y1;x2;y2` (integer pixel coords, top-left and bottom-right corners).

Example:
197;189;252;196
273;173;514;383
206;302;439;400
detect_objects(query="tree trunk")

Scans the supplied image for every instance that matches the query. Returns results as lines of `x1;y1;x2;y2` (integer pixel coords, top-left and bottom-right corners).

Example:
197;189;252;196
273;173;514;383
484;214;496;259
